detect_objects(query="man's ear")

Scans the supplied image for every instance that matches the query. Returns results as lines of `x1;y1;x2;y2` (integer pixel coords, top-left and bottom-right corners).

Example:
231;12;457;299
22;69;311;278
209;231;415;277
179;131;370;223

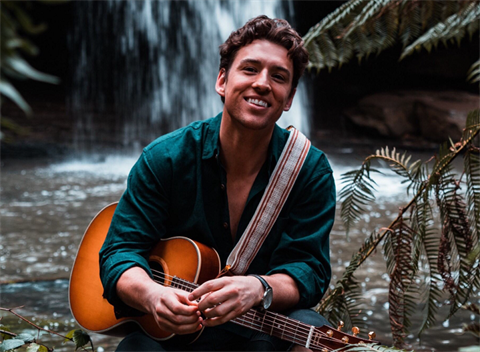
215;68;226;98
283;88;297;112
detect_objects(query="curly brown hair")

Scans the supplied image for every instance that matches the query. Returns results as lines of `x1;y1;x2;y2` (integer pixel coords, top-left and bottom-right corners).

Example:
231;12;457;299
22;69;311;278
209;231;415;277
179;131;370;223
219;15;309;91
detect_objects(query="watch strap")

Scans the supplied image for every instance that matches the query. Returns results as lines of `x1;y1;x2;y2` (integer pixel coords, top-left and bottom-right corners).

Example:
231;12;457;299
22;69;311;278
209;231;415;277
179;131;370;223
249;274;271;291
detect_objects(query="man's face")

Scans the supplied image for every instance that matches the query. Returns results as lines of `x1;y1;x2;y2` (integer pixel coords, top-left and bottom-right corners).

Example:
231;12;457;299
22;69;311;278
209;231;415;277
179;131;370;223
216;39;296;132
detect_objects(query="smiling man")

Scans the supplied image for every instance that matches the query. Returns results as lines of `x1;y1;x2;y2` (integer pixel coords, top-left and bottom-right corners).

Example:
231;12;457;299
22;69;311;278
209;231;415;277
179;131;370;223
100;15;336;351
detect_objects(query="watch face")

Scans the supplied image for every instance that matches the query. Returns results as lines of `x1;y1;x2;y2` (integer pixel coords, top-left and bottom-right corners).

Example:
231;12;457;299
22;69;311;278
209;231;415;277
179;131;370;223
263;288;273;309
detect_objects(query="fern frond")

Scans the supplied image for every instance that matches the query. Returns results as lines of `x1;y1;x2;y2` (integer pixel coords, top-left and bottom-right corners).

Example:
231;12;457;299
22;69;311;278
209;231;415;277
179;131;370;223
435;170;475;316
339;161;379;237
463;302;480;315
465;147;480;245
467;59;480;83
317;275;363;329
400;1;480;60
304;0;479;83
462;322;480;338
463;109;480;142
386;218;416;347
368;147;421;183
317;231;382;319
409;192;443;336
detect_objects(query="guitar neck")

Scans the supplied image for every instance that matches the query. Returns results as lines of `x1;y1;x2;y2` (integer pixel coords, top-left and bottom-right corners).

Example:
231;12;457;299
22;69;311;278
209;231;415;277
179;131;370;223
170;277;314;348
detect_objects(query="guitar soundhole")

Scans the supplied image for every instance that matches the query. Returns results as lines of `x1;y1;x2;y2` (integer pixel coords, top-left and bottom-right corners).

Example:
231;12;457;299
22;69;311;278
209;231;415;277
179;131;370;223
149;260;166;286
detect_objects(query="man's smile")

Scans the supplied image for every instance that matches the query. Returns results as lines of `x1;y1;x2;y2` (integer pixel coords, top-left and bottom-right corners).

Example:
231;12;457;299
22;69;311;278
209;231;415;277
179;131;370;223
245;97;270;108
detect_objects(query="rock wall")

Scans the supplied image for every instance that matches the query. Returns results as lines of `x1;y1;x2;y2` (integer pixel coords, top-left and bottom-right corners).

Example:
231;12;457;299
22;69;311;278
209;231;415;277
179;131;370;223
344;90;479;142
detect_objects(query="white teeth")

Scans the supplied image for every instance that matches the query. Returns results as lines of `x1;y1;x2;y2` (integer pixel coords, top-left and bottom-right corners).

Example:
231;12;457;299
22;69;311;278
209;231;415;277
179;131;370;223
247;98;268;107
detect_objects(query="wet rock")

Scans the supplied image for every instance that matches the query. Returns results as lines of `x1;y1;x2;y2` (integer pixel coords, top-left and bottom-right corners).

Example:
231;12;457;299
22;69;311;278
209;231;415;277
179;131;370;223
344;90;479;142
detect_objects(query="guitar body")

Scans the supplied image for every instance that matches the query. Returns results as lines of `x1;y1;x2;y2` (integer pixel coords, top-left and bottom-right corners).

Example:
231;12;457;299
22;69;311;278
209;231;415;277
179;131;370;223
69;202;222;340
70;203;378;349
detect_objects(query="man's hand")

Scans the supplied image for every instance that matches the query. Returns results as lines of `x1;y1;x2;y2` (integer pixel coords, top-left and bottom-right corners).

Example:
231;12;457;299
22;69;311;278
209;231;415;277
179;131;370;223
117;267;203;335
146;284;203;335
188;276;263;327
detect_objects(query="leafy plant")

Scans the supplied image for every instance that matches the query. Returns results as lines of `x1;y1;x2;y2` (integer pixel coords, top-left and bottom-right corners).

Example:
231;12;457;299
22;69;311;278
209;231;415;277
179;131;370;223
0;1;60;141
0;307;93;352
302;0;480;82
317;110;480;348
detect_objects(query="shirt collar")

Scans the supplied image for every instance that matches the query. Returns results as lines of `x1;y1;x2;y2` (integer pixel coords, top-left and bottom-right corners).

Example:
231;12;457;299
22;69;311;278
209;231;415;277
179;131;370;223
201;111;289;171
202;112;222;160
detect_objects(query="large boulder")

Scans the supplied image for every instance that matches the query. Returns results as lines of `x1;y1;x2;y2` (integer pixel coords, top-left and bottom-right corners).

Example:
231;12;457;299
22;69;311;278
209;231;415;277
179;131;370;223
344;91;479;142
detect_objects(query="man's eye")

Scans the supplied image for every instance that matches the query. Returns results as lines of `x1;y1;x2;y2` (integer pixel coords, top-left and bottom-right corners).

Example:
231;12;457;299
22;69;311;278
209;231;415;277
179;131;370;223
273;74;285;81
244;67;256;72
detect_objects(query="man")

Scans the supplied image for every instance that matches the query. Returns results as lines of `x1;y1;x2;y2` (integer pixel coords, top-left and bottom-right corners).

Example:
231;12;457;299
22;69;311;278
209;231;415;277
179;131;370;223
100;15;336;351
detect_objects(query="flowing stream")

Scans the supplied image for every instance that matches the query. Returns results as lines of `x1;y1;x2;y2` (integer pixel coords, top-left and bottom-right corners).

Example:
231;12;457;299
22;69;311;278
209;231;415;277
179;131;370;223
1;151;477;351
1;1;478;350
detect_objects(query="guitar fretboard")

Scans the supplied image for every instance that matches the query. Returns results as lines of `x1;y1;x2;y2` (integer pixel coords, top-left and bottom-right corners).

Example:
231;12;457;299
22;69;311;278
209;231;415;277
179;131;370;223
163;275;343;351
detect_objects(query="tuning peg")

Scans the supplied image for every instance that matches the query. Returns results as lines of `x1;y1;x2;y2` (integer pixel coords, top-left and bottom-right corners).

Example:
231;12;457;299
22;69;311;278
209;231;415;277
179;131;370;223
326;329;334;338
342;336;349;343
369;331;376;340
351;326;360;337
322;349;328;352
337;320;344;331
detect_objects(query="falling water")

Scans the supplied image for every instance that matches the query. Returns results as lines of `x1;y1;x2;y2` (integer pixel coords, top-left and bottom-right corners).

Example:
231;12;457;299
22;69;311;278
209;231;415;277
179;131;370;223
68;0;308;155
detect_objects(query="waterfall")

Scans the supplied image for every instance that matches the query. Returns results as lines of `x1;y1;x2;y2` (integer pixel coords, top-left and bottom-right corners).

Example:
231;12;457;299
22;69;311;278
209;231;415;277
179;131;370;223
69;0;308;155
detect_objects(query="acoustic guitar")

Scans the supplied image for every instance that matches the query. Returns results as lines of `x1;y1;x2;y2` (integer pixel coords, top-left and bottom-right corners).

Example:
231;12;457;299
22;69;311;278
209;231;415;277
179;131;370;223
69;203;379;351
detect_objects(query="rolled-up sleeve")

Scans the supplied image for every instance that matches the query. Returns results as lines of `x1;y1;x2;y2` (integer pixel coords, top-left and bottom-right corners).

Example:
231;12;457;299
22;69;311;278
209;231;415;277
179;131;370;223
99;149;170;313
266;166;335;309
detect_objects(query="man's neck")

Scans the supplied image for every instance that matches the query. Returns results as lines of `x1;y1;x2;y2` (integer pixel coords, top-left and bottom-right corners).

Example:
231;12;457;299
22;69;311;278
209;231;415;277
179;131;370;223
218;118;273;178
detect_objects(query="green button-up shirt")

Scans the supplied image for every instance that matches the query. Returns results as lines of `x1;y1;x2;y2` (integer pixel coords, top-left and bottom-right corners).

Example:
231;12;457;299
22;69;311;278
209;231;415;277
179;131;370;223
100;113;335;312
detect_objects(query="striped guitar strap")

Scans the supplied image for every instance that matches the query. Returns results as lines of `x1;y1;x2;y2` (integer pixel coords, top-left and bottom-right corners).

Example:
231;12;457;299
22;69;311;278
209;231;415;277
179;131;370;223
222;127;311;276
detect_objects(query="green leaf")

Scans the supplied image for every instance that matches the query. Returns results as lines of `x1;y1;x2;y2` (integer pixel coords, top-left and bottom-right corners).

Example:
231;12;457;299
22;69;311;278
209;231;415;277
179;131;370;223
63;329;75;344
0;78;32;116
15;334;34;343
0;339;25;352
5;38;38;56
3;56;59;84
26;343;42;352
65;329;91;350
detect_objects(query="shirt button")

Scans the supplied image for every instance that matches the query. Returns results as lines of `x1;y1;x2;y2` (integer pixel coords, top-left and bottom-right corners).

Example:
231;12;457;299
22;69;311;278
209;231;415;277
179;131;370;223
220;184;225;191
223;222;229;229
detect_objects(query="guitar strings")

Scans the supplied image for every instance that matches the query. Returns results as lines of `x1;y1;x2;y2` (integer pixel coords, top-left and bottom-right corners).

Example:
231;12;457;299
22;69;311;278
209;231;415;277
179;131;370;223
151;270;359;351
151;270;338;351
150;269;320;340
149;269;346;350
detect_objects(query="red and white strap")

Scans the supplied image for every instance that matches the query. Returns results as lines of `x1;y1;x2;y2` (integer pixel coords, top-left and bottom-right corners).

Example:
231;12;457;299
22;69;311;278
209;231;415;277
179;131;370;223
225;127;311;275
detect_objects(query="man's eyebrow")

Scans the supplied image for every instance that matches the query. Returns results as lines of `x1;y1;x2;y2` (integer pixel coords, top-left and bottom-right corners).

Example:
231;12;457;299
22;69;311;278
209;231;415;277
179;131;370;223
238;58;291;77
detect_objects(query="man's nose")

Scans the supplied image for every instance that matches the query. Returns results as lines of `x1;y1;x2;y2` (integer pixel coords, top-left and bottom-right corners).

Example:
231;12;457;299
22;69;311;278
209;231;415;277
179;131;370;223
252;70;271;92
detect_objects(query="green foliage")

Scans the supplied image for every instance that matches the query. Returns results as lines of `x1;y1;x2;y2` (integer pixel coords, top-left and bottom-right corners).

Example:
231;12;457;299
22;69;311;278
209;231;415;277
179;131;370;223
64;329;92;351
303;0;479;82
0;1;60;141
319;110;480;348
26;344;48;352
339;163;379;237
0;307;94;352
0;339;24;352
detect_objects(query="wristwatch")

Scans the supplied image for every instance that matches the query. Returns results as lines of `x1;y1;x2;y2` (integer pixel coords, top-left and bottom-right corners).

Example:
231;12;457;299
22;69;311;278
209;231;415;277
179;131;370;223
250;274;273;310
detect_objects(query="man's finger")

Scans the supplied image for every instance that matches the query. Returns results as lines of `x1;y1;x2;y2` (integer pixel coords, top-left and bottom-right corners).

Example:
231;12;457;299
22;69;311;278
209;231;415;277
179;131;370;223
188;278;226;301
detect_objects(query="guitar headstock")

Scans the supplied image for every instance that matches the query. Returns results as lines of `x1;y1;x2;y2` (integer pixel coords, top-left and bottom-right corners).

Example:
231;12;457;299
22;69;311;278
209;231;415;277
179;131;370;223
312;321;379;351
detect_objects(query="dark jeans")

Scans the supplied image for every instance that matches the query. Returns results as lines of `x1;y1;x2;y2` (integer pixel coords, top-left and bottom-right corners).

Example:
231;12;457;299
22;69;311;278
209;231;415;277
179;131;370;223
116;309;330;352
